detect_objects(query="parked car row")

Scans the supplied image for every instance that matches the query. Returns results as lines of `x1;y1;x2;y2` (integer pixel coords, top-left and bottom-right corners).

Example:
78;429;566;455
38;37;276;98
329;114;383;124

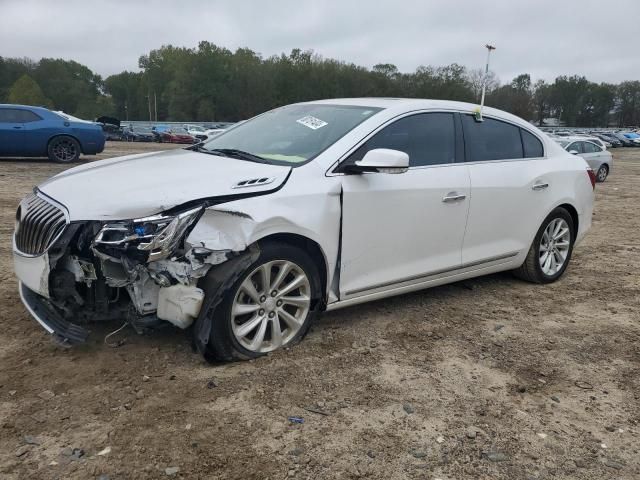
544;128;640;148
112;122;230;143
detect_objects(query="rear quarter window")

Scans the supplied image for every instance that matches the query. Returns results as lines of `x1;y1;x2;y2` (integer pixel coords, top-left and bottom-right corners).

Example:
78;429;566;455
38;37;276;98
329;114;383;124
17;110;42;123
521;129;544;158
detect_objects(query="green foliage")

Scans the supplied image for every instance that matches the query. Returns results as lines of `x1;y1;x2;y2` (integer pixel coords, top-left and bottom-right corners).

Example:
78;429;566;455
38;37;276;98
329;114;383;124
488;74;533;120
7;74;53;108
0;47;638;126
617;81;640;126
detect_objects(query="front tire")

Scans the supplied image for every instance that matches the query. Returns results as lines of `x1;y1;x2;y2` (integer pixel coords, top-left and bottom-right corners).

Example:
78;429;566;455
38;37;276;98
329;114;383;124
513;207;575;284
204;242;321;361
596;165;609;182
47;136;81;163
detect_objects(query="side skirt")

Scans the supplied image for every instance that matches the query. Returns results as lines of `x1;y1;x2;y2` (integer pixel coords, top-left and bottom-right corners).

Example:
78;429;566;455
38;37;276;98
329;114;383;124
326;252;519;312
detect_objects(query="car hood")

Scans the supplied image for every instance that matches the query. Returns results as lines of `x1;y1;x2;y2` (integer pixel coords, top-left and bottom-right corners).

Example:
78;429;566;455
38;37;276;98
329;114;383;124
38;149;291;221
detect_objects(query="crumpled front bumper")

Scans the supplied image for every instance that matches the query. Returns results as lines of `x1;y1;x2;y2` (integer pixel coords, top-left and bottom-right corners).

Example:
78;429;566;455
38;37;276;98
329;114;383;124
14;246;88;345
19;282;89;345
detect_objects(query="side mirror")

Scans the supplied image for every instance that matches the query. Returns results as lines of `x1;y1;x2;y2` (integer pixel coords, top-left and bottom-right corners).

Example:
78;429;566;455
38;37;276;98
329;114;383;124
346;148;409;174
568;150;579;155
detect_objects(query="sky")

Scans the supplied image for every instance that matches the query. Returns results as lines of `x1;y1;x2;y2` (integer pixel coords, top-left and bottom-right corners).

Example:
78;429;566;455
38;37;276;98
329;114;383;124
1;0;638;84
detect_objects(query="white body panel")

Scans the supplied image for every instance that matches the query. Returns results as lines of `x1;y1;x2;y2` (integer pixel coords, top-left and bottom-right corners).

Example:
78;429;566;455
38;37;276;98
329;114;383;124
463;158;557;264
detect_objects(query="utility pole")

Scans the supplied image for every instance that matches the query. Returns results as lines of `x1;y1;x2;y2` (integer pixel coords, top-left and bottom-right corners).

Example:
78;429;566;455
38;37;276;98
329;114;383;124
154;92;158;122
477;44;496;121
147;93;152;121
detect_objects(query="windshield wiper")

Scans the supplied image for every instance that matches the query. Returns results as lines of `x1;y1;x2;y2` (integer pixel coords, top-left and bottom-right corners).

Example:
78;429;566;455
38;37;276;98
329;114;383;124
207;149;268;163
189;144;216;154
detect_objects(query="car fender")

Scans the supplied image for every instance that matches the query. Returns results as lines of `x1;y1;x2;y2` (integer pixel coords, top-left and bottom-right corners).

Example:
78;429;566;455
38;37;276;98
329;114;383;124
185;182;342;301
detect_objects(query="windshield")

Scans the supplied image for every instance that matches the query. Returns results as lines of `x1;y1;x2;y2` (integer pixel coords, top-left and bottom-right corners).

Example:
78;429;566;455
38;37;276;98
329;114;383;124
187;125;205;132
625;132;639;138
201;104;382;164
556;140;570;147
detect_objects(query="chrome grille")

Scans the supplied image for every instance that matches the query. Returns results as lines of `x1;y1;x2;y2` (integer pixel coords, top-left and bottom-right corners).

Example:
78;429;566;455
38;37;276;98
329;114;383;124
14;194;67;256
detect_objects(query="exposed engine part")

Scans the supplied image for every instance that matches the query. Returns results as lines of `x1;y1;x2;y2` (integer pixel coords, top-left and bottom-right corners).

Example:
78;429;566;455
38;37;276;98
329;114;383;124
126;269;160;315
62;255;97;285
157;284;205;329
104;321;128;348
39;204;257;339
50;269;84;306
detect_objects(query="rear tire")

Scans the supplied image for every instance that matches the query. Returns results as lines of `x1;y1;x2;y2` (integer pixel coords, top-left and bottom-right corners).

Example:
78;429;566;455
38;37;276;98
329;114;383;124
47;136;81;163
596;165;609;182
513;207;575;284
204;242;321;362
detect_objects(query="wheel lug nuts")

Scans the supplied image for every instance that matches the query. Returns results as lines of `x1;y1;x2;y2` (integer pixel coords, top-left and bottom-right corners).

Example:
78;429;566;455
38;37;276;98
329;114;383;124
276;300;283;307
259;309;265;316
259;296;266;302
271;290;277;297
268;312;275;318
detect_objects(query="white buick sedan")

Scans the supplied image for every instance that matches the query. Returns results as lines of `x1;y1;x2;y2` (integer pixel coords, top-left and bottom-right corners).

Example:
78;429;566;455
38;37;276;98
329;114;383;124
13;99;595;361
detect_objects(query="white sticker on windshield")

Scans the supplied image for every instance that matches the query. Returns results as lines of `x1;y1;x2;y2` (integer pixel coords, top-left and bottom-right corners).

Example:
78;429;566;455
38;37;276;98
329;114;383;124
296;115;328;130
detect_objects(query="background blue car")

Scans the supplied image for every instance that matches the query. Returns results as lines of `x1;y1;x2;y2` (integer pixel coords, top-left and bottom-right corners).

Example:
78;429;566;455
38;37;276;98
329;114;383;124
0;104;105;163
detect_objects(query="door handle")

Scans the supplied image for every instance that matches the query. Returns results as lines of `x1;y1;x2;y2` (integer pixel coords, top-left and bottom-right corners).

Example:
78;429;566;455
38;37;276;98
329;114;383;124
532;182;549;191
442;193;466;203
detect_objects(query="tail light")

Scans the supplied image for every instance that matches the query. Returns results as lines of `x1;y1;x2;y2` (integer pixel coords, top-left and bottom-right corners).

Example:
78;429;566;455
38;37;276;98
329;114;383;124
587;168;596;190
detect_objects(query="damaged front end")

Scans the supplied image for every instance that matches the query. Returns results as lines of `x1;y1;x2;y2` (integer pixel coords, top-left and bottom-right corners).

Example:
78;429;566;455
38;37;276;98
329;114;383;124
16;198;235;346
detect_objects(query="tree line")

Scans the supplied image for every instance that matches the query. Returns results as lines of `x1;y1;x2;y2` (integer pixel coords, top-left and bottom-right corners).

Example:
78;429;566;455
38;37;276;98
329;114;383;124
2;41;640;126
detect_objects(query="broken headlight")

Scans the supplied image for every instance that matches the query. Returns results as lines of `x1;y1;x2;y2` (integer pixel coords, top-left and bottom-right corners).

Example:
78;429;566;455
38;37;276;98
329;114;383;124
94;207;202;262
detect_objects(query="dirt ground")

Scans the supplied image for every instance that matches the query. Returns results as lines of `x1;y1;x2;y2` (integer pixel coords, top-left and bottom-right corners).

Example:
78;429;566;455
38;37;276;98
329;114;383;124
0;141;638;480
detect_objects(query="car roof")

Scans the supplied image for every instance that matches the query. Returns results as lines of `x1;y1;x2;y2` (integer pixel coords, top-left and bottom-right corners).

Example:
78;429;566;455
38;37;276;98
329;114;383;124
301;98;538;131
304;97;495;112
0;103;52;113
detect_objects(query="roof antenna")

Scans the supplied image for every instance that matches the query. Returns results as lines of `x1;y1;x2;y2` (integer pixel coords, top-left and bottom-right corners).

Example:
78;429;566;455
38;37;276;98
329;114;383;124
475;44;496;122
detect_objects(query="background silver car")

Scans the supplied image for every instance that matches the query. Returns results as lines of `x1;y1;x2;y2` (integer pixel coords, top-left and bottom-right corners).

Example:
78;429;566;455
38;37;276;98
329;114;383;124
555;137;613;182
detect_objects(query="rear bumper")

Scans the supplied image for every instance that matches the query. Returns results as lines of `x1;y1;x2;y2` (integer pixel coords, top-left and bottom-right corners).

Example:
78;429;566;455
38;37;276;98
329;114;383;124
82;134;106;154
19;282;89;345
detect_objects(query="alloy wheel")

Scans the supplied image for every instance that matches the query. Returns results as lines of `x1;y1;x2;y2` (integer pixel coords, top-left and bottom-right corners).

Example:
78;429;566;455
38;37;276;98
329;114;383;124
539;218;571;276
231;260;311;353
597;166;608;182
52;139;77;162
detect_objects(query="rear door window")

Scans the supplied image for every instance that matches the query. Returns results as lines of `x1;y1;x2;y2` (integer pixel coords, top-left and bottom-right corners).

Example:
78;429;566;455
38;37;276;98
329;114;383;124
569;142;585;154
461;115;523;161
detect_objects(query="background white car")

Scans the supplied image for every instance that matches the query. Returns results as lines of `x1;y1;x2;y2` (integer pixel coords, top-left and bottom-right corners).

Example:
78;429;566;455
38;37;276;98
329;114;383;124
13;99;595;361
204;128;226;138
